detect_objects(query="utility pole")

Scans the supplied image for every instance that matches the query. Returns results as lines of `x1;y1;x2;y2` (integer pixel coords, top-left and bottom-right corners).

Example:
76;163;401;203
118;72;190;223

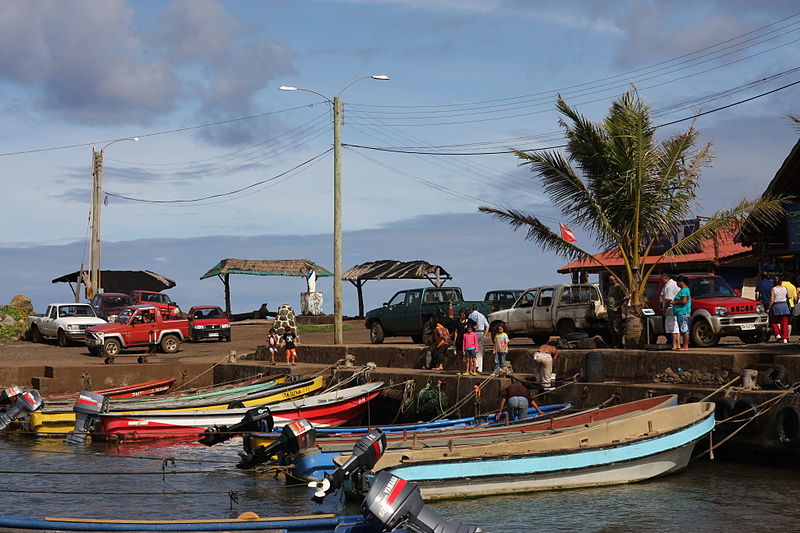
332;96;343;344
88;148;104;299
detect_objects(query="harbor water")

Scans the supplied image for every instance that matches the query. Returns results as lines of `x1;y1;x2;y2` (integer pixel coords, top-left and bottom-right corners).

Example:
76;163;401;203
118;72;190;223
1;434;798;533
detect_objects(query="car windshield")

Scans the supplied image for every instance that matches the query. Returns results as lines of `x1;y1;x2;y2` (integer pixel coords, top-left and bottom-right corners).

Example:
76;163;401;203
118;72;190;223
142;293;171;304
59;305;96;318
194;308;222;319
688;276;737;299
104;297;129;308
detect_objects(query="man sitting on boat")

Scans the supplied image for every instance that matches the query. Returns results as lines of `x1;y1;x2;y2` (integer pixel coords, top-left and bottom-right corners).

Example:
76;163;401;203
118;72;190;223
496;381;542;423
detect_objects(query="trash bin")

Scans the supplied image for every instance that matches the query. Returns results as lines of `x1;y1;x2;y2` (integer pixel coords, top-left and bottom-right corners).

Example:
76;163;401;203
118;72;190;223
584;351;605;382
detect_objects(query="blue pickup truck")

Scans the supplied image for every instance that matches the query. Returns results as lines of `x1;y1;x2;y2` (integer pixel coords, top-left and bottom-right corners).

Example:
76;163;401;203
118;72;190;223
364;287;492;344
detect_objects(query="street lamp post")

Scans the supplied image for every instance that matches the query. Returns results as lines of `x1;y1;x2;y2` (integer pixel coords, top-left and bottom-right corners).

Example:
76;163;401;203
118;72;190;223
279;75;389;345
88;137;139;298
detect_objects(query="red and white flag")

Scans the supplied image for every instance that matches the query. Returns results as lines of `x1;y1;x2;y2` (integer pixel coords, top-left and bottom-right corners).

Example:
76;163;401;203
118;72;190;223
560;222;577;242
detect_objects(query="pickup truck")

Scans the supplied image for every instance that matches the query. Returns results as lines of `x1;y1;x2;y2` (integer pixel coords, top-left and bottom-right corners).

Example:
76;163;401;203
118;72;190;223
28;303;107;347
364;287;493;344
644;273;769;347
487;284;608;343
84;305;190;357
129;290;182;319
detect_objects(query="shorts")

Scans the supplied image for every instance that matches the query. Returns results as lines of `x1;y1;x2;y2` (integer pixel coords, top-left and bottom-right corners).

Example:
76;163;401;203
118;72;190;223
268;347;277;354
664;311;679;334
676;315;689;334
465;348;476;358
285;348;297;358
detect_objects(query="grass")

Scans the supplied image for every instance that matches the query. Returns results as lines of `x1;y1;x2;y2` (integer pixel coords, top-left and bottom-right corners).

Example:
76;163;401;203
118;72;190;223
0;305;29;340
297;323;353;333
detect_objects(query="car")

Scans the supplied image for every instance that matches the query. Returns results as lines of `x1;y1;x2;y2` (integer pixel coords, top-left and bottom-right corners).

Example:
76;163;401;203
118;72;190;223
90;292;132;320
187;305;231;342
484;289;524;312
28;303;107;347
85;305;190;358
129;290;182;319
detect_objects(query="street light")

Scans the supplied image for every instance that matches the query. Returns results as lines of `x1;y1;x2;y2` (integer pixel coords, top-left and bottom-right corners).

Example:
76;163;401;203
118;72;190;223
279;75;389;344
88;137;140;298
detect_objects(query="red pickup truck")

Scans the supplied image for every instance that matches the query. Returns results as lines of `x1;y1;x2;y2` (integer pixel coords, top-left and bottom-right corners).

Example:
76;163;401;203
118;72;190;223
85;305;190;357
129;290;182;319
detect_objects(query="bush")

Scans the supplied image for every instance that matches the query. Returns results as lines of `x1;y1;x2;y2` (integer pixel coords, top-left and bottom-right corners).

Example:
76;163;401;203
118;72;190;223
0;305;29;341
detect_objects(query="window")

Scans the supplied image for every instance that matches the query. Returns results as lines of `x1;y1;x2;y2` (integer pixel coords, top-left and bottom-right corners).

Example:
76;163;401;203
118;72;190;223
406;291;421;306
537;288;554;307
516;291;537;307
388;292;406;306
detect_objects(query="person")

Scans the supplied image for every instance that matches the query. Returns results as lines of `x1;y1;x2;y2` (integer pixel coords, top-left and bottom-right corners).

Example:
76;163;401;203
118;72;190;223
605;275;625;348
532;341;558;389
432;316;452;371
266;327;279;365
659;273;680;350
493;324;509;372
769;275;791;343
468;305;489;373
495;381;542;423
755;272;774;310
453;310;469;374
781;276;797;339
672;276;692;351
281;327;299;365
461;323;479;376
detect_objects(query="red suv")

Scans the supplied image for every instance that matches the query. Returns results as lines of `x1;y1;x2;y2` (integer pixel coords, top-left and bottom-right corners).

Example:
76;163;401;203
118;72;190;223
187;305;231;342
644;273;769;347
129;290;182;320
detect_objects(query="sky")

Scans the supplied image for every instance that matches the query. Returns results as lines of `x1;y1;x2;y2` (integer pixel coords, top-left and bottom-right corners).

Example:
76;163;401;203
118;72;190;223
1;0;800;316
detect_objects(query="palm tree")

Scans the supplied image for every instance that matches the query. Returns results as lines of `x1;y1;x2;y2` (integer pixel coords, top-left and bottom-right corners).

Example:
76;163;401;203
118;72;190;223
480;90;784;346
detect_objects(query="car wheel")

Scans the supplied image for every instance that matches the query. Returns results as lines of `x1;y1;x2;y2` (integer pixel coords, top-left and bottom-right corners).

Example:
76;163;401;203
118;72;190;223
30;325;43;343
191;332;198;342
103;339;121;356
160;334;179;354
57;330;70;347
739;331;764;344
422;318;436;346
370;322;385;344
411;334;423;344
531;334;551;345
691;319;719;348
557;319;576;339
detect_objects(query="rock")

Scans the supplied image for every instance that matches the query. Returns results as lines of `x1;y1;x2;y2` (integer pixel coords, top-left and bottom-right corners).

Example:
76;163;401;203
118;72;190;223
0;314;16;327
8;295;33;314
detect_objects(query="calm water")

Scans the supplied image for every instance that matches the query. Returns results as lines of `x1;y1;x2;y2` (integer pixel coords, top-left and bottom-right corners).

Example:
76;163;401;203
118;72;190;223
0;434;798;533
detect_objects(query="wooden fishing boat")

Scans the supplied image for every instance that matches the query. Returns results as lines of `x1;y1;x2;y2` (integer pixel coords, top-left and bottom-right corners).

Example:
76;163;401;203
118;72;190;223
358;401;715;500
286;395;677;480
26;376;323;436
94;382;385;441
49;378;178;400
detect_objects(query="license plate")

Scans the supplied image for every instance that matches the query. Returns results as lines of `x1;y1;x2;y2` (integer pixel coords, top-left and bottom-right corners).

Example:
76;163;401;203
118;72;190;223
739;324;756;330
208;332;219;337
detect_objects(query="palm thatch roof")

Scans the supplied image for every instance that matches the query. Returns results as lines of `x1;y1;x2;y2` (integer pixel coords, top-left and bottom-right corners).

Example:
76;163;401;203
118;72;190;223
343;260;451;283
200;259;332;280
52;270;176;295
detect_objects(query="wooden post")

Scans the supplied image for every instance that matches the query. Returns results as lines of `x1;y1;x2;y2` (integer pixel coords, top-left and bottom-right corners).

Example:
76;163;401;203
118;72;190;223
223;273;231;317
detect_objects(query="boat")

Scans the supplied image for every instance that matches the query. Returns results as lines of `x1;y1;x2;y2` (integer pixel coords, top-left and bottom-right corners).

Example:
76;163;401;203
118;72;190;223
356;401;715;500
94;382;385;441
279;395;678;481
44;378;177;400
26;376;323;436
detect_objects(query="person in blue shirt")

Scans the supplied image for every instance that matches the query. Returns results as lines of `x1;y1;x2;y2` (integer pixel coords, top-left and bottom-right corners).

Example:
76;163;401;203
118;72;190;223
755;272;774;309
672;276;692;351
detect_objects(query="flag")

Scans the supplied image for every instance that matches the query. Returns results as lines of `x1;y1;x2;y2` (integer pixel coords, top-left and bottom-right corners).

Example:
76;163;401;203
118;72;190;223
560;222;577;242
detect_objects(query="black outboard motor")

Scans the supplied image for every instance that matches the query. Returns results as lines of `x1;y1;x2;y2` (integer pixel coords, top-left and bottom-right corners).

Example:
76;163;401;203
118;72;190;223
197;406;274;446
309;429;386;502
0;389;43;431
64;391;109;444
237;418;316;469
362;471;482;533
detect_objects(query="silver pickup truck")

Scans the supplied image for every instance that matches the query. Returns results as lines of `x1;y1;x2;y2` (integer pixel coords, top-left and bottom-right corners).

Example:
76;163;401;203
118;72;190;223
487;284;608;343
28;303;107;347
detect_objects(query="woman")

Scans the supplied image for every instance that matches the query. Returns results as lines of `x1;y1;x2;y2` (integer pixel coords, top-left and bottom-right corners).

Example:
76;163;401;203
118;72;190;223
672;276;692;351
769;275;791;343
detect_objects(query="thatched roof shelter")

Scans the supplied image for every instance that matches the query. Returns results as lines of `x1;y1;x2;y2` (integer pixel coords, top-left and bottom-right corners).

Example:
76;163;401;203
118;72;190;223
200;258;331;316
52;270;176;300
343;260;452;317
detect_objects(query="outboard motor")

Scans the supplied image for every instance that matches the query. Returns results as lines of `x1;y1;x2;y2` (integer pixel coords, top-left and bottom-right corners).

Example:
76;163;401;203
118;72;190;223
237;418;316;469
64;391;109;444
198;406;274;446
0;389;43;431
309;429;386;502
361;471;482;533
1;386;24;406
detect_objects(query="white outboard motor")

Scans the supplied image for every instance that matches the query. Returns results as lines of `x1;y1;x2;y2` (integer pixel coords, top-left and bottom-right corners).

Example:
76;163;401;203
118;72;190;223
0;389;43;431
362;471;482;533
309;429;386;502
1;386;24;406
65;391;109;444
237;418;316;469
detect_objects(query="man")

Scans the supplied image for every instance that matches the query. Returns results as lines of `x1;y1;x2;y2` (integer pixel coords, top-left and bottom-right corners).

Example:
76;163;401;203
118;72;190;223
781;276;797;339
606;275;625;348
532;341;558;390
660;273;680;349
468;305;489;373
496;380;542;423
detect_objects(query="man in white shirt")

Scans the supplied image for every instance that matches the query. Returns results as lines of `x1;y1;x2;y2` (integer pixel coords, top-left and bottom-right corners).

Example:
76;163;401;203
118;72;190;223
468;305;489;373
660;273;680;349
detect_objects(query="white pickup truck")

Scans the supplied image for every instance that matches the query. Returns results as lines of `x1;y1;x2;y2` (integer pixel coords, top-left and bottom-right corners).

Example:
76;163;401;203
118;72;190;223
487;284;608;344
28;303;107;347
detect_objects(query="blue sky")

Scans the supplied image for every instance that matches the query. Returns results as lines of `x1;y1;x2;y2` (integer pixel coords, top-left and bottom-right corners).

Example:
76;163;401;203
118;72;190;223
1;0;799;315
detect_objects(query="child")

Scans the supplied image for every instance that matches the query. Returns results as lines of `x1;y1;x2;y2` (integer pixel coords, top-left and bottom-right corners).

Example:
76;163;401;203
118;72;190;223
493;324;509;372
280;327;299;365
461;323;479;375
266;327;279;364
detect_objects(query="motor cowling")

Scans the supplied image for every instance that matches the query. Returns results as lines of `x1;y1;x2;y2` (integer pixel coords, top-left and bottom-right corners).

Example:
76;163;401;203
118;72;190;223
362;471;481;533
0;389;43;431
237;418;316;469
198;406;275;446
309;429;386;502
65;391;109;444
1;386;24;406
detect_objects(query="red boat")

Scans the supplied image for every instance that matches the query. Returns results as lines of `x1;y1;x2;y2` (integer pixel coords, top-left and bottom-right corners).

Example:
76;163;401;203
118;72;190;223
94;382;384;441
44;378;176;402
